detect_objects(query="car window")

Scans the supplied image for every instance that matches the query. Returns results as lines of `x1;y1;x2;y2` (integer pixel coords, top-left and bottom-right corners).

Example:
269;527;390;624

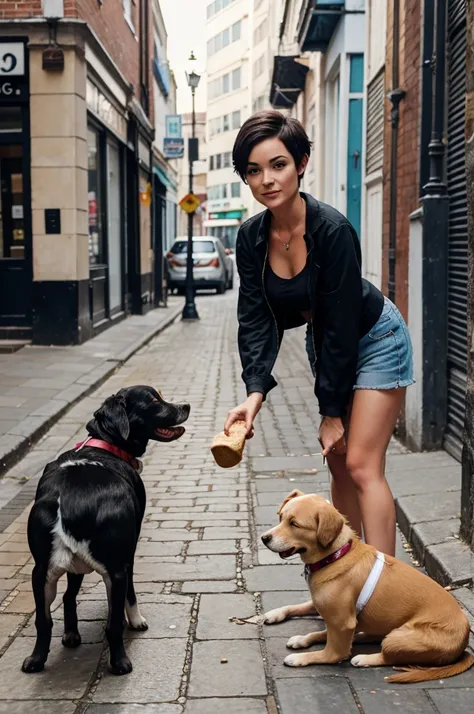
170;241;215;254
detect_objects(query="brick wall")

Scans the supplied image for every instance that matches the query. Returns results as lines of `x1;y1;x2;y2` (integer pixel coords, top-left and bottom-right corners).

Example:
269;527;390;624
382;0;421;321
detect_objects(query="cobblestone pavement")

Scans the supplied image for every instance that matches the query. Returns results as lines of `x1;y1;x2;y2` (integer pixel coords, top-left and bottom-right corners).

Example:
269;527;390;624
0;288;473;713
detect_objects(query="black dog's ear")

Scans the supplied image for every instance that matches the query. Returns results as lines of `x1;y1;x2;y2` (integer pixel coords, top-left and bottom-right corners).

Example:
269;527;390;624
93;395;130;442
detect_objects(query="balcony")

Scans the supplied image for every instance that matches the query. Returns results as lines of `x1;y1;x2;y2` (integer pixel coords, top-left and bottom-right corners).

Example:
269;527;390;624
298;1;345;53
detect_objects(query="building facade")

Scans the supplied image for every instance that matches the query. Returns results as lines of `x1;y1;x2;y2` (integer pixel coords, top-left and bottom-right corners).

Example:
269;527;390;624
0;0;175;344
205;0;252;248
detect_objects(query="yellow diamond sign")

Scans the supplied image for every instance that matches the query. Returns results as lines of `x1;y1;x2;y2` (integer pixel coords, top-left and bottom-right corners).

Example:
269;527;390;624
179;193;201;214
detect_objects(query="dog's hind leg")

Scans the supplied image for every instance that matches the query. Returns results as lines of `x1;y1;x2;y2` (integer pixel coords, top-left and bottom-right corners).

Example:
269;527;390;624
22;566;58;673
264;600;319;624
62;573;84;648
125;561;148;631
104;569;132;675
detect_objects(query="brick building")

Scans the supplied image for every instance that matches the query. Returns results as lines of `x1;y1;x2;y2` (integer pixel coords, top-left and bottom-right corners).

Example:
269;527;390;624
0;0;171;345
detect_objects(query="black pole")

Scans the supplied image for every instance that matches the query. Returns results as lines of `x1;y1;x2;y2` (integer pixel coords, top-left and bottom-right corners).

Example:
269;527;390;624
182;86;199;320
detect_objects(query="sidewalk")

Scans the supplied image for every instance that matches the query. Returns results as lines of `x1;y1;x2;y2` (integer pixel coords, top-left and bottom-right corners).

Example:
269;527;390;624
0;297;182;483
0;289;472;713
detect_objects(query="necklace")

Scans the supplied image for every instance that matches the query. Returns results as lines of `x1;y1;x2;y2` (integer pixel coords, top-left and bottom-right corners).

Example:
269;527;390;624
274;214;305;251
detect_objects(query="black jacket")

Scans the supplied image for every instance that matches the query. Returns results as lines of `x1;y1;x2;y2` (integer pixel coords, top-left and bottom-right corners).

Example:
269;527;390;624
236;193;384;417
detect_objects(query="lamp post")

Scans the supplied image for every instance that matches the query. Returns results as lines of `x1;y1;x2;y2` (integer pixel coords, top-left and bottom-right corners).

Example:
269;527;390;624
182;52;201;321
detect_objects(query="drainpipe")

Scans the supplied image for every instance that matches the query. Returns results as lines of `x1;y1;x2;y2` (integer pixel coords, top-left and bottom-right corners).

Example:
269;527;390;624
387;0;406;304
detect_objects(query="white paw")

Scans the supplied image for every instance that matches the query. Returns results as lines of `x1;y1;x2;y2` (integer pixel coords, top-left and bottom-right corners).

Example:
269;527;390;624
263;607;287;624
129;613;148;631
286;635;309;650
351;654;369;667
284;653;307;668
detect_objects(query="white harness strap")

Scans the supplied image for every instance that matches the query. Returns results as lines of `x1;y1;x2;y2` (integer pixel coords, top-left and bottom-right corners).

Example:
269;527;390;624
356;551;385;615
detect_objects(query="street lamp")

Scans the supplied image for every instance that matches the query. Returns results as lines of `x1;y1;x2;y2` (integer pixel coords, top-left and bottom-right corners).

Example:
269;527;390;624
182;51;201;321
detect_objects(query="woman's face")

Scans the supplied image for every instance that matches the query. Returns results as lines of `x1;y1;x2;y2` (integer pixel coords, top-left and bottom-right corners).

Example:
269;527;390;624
245;137;307;210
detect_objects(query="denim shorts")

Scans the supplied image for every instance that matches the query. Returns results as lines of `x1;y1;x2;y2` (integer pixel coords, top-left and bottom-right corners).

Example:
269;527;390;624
306;298;415;390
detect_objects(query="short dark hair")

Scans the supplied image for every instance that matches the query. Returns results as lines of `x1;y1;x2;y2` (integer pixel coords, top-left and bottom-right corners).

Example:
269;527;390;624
232;110;312;183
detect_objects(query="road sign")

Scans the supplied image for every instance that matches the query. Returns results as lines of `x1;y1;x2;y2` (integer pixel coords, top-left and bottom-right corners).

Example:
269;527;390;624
165;114;182;138
179;193;201;214
164;137;184;158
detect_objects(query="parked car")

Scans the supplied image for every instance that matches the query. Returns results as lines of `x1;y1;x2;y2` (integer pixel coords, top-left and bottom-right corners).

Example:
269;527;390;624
165;236;234;295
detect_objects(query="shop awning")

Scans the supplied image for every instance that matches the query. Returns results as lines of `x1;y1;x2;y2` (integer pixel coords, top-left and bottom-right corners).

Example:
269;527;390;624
269;56;310;109
298;0;344;53
153;164;177;192
204;218;240;227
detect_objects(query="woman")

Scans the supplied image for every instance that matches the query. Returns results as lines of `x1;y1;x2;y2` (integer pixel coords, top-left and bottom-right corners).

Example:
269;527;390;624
224;110;414;556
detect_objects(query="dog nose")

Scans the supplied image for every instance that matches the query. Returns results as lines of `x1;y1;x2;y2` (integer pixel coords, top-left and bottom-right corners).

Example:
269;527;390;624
261;533;272;545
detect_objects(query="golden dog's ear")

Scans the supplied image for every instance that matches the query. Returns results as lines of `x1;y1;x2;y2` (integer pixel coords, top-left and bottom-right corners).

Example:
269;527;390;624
316;504;345;548
277;489;304;515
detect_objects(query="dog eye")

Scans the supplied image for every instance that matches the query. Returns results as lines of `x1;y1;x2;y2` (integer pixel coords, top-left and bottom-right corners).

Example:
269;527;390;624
290;521;299;528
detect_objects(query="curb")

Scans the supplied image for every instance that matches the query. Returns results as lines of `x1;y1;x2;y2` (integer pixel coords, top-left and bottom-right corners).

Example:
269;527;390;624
0;304;182;479
395;498;473;587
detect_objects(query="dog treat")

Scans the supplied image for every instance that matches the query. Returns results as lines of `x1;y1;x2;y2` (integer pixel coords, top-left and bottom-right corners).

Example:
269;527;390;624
211;420;247;468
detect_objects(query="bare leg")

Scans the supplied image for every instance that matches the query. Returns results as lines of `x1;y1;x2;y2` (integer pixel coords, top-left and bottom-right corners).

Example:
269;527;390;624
263;600;318;625
326;452;363;538
345;389;405;556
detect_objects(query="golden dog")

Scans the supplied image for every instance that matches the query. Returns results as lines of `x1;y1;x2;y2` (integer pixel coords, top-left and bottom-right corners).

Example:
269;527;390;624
261;490;474;683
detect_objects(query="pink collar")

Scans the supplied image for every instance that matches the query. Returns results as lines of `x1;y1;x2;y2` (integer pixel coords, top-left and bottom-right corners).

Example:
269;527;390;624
74;437;140;471
304;540;353;577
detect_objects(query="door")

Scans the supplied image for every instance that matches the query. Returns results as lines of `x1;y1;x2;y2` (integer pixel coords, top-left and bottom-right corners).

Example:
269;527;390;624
0;138;31;326
444;0;468;460
346;54;364;237
107;138;123;316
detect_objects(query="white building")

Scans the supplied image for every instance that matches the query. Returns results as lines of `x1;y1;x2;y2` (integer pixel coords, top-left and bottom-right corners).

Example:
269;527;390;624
273;1;366;247
205;0;253;248
152;1;179;265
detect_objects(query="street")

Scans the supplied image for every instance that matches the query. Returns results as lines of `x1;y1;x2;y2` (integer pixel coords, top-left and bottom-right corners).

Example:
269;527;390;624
0;287;473;713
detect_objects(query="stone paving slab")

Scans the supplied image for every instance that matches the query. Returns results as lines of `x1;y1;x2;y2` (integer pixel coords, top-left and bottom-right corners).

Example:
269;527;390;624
184;699;267;714
428;688;474;713
92;639;187;703
275;677;360;714
0;703;77;714
86;706;182;714
188;640;267;697
196;594;257;640
355;689;435;714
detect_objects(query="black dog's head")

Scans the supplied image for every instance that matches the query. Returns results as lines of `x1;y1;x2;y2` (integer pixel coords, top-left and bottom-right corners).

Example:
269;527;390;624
86;385;190;456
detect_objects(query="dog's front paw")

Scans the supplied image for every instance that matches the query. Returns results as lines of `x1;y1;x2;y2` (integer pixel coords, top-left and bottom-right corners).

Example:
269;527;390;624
284;653;310;668
62;631;82;648
263;607;288;625
110;656;133;675
22;655;46;673
128;615;148;631
351;654;370;668
286;635;310;650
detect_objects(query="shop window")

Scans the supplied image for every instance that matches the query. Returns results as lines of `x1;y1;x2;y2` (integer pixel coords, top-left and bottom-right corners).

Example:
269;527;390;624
0;107;22;133
0;145;24;259
231;182;240;198
87;127;105;266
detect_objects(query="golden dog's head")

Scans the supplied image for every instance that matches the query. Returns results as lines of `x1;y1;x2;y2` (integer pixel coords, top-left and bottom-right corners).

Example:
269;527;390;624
260;490;347;562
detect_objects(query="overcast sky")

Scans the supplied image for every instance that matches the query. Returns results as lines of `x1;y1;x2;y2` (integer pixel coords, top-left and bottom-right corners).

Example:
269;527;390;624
160;0;208;114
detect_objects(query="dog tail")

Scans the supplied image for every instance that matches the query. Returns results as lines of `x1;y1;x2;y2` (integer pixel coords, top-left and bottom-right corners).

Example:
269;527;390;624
384;651;474;683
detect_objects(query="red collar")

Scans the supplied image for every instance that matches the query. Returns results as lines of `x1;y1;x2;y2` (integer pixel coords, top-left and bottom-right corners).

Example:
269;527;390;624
304;540;353;577
74;437;140;471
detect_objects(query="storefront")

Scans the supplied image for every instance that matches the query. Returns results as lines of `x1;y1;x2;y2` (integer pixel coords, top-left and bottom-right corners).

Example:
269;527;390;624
0;38;32;339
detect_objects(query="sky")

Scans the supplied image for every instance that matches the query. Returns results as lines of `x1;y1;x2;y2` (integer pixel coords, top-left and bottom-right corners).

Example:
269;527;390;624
160;0;208;114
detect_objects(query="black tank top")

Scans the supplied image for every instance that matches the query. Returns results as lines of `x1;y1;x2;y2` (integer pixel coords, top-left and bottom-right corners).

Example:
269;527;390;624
264;262;311;329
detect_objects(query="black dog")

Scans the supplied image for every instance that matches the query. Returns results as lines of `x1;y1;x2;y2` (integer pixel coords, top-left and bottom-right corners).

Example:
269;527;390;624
22;385;190;675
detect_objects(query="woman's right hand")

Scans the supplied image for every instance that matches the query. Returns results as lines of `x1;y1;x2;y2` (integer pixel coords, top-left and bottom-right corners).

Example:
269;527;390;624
225;392;263;438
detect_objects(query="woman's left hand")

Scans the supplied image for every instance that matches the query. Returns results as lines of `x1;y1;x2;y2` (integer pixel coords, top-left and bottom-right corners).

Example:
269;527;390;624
319;416;346;457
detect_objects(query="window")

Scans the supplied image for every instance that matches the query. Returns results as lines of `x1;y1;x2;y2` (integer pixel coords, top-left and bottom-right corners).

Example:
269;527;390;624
87;127;104;266
216;154;222;169
171;240;215;254
0;107;22;133
232;67;241;90
223;152;231;168
223;114;230;131
231;182;240;198
222;28;230;48
210;156;215;170
123;0;135;31
254;18;267;45
207;0;235;19
232;21;241;42
232;110;241;129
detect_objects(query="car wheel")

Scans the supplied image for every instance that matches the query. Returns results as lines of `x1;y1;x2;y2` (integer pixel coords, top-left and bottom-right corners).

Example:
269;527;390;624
216;280;226;295
227;272;234;290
